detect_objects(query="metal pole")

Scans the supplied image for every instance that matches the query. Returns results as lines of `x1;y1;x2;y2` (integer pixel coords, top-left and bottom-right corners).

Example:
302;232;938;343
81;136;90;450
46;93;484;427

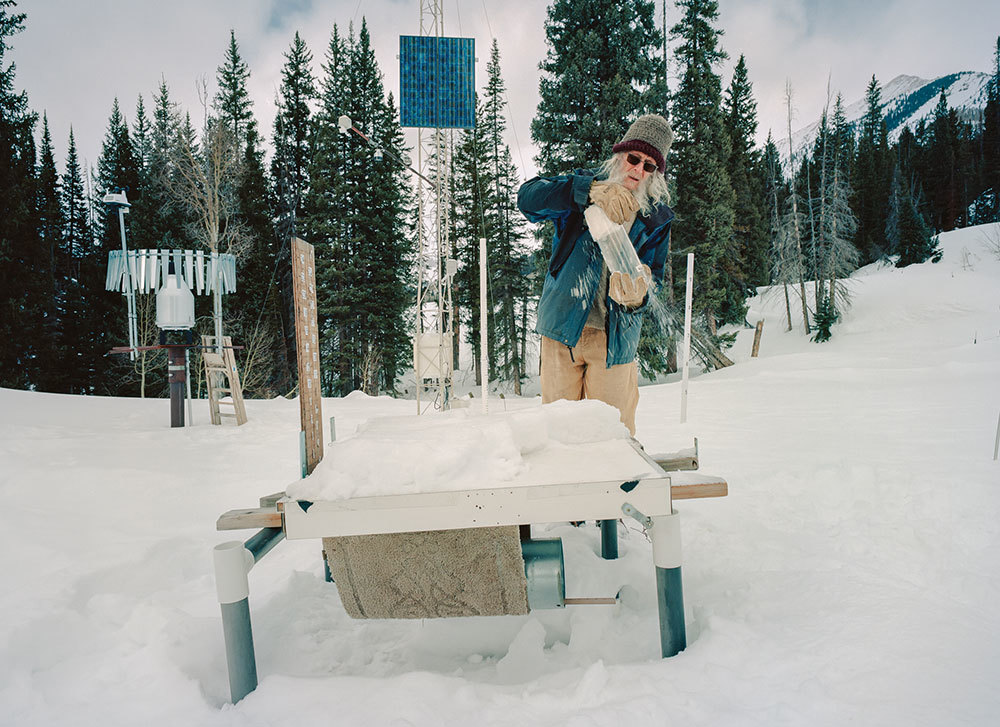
299;430;308;479
213;528;285;705
213;253;223;354
650;509;686;657
166;345;186;428
600;519;619;560
185;348;193;426
118;209;138;360
480;237;489;413
680;253;694;423
214;541;257;704
994;409;999;461
329;415;337;443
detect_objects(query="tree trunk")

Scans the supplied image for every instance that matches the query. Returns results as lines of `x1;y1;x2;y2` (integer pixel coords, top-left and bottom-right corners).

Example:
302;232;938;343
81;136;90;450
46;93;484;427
783;282;793;332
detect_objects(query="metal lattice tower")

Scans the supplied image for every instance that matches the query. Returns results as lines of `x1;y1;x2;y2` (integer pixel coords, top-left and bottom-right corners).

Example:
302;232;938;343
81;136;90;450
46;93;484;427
413;0;456;414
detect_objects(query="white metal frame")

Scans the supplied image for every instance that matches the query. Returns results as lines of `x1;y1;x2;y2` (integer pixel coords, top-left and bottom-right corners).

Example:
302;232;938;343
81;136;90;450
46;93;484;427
282;442;673;540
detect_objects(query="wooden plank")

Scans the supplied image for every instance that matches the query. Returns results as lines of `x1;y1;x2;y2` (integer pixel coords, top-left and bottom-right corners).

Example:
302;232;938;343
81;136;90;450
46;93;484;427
217;508;282;531
671;479;728;500
259;491;286;508
653;438;699;472
655;454;698;472
751;320;764;357
291;238;323;475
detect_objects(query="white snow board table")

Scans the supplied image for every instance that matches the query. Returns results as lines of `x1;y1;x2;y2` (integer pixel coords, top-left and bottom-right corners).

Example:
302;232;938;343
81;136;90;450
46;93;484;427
214;439;727;704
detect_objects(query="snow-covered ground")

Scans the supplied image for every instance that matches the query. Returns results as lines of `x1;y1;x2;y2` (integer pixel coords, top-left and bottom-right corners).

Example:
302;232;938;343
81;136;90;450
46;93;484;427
2;224;999;726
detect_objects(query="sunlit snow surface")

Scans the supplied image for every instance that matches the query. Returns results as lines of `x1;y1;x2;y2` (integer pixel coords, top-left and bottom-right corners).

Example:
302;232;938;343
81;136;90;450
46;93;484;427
1;224;998;725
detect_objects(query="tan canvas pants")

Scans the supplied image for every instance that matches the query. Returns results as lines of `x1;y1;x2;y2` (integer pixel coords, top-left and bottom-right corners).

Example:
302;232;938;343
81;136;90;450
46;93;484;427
540;327;639;435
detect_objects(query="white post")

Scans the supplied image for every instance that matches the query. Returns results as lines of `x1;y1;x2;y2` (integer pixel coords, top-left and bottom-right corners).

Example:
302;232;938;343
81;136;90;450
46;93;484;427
118;210;138;360
479;238;489;414
993;409;999;461
212;252;223;354
185;348;193;426
680;253;694;423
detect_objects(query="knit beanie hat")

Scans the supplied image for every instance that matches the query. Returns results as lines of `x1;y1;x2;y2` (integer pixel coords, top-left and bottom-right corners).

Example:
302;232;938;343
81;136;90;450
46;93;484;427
612;114;673;173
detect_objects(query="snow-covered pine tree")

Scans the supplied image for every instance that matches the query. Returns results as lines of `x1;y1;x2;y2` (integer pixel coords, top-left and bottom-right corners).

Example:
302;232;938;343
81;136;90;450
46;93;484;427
815;94;858;317
782;81;810;333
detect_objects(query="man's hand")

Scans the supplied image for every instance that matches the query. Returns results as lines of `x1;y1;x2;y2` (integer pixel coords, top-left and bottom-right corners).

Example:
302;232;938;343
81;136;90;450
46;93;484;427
589;180;639;225
609;265;651;308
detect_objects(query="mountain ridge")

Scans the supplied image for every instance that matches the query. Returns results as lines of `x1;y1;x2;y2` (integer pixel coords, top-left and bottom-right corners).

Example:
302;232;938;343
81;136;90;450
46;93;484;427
782;71;992;168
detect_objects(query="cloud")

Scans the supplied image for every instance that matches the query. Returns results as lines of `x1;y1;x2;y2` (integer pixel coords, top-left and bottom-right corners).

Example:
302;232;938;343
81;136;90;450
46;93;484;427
11;0;1000;183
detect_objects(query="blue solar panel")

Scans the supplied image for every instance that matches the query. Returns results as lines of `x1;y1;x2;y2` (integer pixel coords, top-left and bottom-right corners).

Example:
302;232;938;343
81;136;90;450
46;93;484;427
400;36;475;129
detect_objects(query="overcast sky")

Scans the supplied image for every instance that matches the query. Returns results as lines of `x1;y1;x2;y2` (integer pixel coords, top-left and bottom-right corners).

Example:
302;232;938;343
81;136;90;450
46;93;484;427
11;0;1000;183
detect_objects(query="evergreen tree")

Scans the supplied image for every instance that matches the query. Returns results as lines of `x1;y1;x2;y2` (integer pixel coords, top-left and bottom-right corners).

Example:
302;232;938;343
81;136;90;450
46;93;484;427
481;40;530;392
981;36;1000;222
722;55;769;294
230;120;286;397
305;21;412;395
127;94;157;249
924;89;962;231
271;32;317;392
93;98;141;393
60;127;91;393
35;113;63;389
853;75;892;262
214;30;254;150
0;0;39;388
887;165;938;267
760;131;796;330
272;31;316;238
670;0;737;329
531;0;660;175
147;79;189;247
453;98;487;381
814;94;858;315
304;24;349;395
781;81;811;333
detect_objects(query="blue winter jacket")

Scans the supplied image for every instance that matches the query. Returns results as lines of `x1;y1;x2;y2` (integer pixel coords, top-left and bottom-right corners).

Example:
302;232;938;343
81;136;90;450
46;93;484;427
518;170;674;367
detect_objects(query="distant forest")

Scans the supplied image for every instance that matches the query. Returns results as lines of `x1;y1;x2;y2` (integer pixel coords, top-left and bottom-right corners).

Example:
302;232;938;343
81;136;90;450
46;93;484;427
2;0;999;397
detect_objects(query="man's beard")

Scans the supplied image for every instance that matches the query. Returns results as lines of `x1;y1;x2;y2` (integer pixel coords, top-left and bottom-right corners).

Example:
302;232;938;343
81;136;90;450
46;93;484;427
606;166;652;212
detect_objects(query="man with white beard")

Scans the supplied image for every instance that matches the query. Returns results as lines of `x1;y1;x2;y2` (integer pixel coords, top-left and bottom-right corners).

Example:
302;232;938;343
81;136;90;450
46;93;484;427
518;114;674;436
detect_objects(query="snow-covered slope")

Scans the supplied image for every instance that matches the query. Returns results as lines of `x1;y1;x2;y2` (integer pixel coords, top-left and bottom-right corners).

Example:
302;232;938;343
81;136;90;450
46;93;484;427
786;71;992;168
1;225;998;725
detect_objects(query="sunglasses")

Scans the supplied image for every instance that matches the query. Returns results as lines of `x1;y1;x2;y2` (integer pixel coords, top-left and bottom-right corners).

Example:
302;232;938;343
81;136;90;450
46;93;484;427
625;152;658;174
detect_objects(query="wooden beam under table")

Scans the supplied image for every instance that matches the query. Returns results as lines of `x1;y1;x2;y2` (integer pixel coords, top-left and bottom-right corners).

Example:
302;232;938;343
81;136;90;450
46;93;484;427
217;508;282;531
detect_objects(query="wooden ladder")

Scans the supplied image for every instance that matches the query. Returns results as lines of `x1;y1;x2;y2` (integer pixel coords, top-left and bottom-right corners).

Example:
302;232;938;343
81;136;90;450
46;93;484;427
202;335;248;426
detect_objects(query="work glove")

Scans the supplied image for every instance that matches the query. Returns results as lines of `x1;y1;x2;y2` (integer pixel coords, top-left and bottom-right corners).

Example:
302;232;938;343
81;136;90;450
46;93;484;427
609;264;651;308
588;180;639;225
